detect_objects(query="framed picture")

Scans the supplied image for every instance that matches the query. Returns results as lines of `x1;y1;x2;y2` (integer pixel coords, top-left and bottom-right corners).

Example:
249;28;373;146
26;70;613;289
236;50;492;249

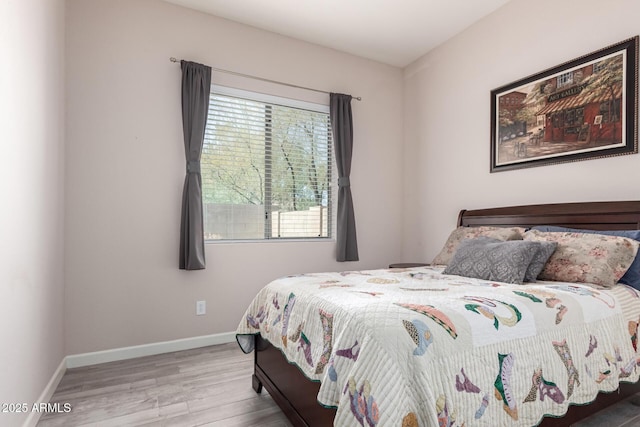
490;36;638;172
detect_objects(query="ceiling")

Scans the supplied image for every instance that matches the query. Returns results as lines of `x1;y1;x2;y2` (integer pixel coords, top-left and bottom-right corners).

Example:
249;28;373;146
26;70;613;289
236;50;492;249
163;0;511;67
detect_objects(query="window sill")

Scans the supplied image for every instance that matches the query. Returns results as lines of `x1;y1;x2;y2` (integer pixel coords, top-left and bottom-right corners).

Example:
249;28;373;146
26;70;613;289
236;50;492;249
205;237;335;245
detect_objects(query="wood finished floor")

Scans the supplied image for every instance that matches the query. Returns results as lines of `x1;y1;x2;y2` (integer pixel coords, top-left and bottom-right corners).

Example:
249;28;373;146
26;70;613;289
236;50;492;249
38;343;640;427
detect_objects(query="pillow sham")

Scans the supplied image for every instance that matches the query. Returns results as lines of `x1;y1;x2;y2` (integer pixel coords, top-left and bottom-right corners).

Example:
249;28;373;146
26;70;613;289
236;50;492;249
524;229;640;287
432;226;525;266
443;238;541;284
532;226;640;290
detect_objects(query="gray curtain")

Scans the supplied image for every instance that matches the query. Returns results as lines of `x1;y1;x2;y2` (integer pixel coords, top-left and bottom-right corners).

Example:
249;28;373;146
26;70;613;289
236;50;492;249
330;93;359;261
179;61;211;270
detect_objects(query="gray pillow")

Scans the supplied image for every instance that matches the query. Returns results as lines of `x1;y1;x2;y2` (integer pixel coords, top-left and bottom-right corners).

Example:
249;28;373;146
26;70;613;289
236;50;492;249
443;238;541;284
523;241;558;282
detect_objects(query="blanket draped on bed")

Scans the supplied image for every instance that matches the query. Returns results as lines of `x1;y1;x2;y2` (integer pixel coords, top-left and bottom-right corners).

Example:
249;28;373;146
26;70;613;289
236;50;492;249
236;266;640;427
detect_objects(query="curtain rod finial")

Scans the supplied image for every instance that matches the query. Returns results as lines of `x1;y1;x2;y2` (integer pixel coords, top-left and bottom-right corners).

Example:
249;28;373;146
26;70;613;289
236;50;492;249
170;57;179;63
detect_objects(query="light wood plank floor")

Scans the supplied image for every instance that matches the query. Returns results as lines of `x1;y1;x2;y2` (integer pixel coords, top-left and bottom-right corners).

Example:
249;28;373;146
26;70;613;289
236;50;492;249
38;343;640;427
38;343;292;427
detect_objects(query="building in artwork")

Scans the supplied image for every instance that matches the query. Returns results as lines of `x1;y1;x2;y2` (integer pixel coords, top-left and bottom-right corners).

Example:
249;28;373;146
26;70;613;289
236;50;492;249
535;58;623;144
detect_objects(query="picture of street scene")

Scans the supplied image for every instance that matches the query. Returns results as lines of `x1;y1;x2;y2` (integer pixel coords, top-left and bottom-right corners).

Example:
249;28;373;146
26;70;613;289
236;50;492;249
495;51;626;167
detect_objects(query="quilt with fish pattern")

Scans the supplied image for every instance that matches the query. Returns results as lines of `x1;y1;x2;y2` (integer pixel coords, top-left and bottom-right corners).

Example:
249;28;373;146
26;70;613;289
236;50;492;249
236;266;640;426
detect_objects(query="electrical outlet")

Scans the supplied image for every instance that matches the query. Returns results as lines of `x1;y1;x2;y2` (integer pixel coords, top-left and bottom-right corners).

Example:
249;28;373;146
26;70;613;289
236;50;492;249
196;300;206;316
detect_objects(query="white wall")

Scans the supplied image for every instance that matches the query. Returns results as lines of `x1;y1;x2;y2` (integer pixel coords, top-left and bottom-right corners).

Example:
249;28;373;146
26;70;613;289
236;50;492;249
0;0;66;425
6;0;638;416
402;0;640;262
65;0;404;354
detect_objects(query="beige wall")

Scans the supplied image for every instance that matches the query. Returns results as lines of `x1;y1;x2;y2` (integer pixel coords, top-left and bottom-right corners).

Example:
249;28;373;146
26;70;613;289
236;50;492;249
65;0;404;354
0;0;66;425
402;0;640;262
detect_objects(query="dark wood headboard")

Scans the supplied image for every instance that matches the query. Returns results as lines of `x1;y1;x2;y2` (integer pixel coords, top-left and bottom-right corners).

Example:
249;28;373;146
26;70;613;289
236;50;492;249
458;201;640;230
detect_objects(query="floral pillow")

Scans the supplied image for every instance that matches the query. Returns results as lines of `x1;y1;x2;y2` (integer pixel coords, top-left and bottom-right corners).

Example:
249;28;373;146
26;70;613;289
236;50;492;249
432;226;525;265
524;229;640;287
533;226;640;290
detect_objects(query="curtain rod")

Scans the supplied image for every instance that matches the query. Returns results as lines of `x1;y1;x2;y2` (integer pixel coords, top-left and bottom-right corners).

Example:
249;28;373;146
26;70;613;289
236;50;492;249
170;57;361;101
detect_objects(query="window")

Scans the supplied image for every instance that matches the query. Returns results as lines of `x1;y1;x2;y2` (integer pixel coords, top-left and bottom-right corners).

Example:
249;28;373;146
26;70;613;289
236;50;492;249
201;86;333;241
600;98;621;123
593;61;605;74
564;107;584;127
557;71;574;88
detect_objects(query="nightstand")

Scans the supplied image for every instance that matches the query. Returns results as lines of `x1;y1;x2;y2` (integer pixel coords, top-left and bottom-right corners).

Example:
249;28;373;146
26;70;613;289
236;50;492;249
388;263;429;268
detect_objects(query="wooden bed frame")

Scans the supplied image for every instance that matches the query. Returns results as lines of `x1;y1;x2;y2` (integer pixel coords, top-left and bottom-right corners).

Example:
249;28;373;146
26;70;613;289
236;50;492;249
251;200;640;426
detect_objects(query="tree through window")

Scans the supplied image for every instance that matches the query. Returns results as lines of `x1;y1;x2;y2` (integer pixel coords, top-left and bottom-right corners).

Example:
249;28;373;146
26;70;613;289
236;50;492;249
201;87;333;240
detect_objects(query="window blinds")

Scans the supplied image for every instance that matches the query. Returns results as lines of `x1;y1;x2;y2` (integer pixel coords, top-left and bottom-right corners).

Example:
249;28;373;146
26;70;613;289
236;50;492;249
201;87;333;240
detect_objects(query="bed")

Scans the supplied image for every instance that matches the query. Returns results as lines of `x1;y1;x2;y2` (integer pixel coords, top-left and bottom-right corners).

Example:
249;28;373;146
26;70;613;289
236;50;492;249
236;201;640;426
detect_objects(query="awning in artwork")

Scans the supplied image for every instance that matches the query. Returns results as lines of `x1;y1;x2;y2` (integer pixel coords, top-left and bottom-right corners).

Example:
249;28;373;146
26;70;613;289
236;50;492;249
536;85;622;115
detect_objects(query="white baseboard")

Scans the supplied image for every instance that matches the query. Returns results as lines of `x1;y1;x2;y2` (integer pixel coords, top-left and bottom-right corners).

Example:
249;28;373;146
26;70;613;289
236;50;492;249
22;332;236;426
23;357;67;427
65;331;236;369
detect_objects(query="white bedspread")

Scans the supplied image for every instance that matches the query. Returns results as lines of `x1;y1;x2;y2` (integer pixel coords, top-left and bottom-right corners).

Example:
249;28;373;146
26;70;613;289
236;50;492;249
236;266;640;426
